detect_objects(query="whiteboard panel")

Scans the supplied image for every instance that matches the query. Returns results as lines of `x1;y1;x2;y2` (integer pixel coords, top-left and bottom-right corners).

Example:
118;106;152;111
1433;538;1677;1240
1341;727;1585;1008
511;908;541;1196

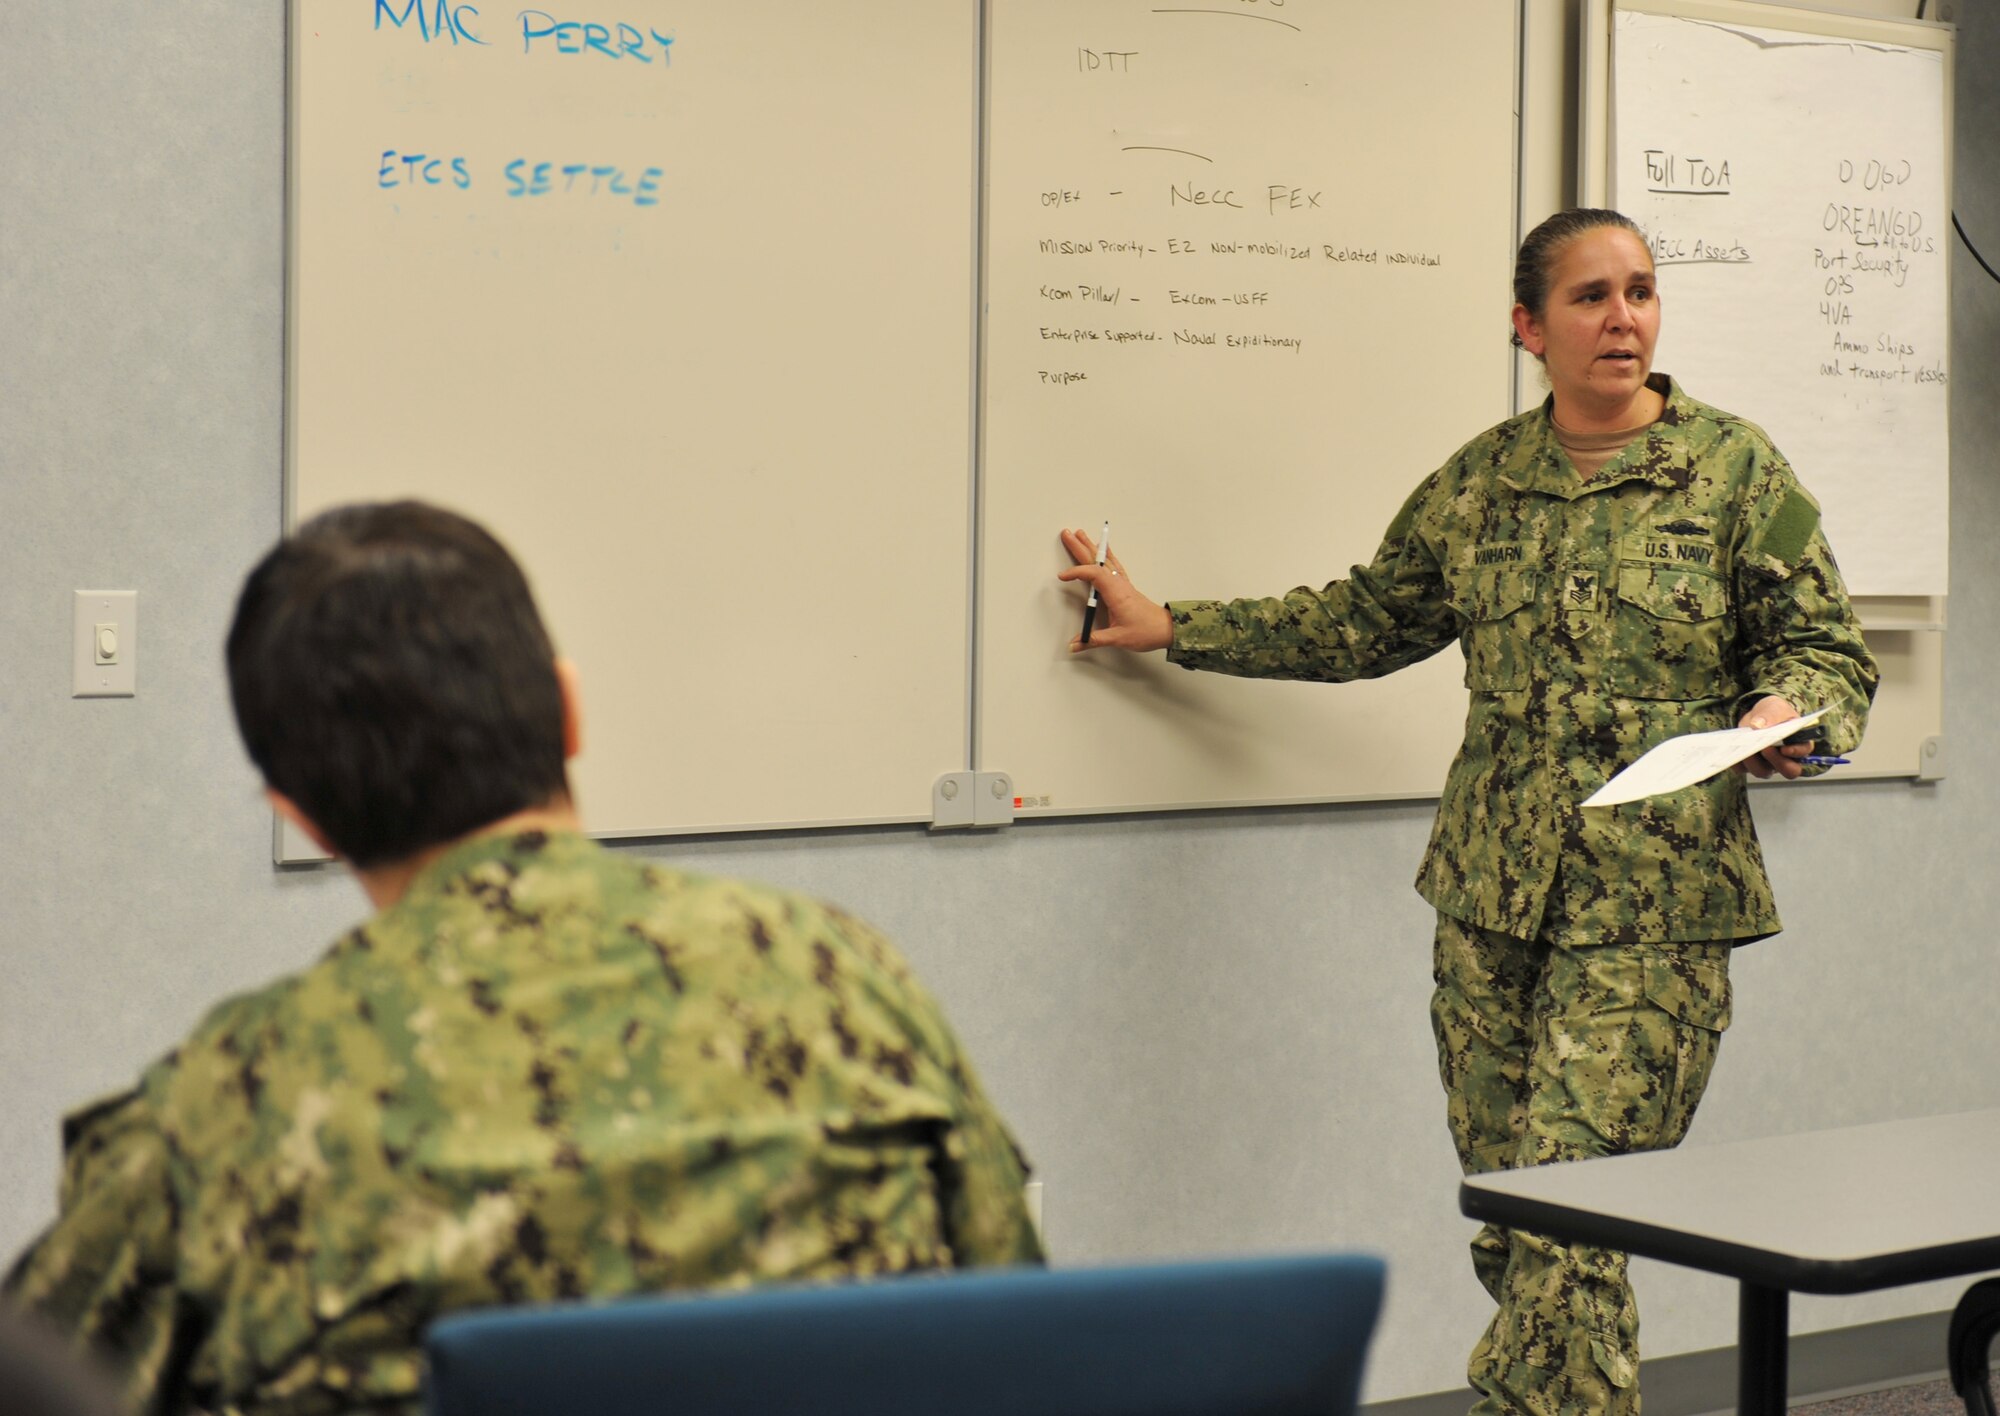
285;0;978;851
1610;0;1952;595
978;1;1518;815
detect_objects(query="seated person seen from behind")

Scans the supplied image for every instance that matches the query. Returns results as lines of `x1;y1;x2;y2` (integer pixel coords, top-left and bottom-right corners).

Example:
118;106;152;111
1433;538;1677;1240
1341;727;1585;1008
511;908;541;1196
4;501;1044;1415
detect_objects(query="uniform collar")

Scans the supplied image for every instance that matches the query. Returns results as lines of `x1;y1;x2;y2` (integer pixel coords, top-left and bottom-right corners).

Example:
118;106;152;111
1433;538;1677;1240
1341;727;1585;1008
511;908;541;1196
1497;375;1694;501
392;827;594;912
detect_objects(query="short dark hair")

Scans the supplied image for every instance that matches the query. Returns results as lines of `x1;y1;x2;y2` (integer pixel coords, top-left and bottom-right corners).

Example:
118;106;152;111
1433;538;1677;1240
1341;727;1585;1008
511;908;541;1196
226;501;568;869
1511;207;1649;346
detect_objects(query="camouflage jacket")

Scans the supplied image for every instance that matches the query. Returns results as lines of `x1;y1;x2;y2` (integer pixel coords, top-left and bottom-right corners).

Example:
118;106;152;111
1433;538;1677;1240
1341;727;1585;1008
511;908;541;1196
1168;377;1879;946
4;831;1041;1415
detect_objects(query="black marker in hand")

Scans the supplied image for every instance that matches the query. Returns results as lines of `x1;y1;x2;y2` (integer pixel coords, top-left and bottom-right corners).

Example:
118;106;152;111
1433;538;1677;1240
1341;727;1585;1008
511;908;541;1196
1080;520;1110;645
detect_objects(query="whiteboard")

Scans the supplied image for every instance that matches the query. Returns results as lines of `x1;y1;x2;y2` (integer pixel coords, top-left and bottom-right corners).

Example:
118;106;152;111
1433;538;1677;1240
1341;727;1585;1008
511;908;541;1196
1610;0;1953;595
286;2;1934;846
284;0;980;852
976;1;1518;816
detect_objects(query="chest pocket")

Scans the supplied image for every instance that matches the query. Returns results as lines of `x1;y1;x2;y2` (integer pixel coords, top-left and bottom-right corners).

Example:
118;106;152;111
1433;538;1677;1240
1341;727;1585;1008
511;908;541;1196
1448;567;1537;694
1610;555;1732;700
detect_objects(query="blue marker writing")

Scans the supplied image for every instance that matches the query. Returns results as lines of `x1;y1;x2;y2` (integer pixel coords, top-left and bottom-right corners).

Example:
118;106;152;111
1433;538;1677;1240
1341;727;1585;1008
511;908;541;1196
380;151;472;190
374;0;488;45
519;10;672;63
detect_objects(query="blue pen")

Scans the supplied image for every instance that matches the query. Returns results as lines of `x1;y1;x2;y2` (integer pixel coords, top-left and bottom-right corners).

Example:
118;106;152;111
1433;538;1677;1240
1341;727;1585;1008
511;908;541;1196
1801;755;1850;766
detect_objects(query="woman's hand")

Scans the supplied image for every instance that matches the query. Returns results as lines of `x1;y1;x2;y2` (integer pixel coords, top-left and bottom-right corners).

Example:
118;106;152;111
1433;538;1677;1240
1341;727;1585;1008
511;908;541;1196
1736;695;1812;780
1057;528;1174;653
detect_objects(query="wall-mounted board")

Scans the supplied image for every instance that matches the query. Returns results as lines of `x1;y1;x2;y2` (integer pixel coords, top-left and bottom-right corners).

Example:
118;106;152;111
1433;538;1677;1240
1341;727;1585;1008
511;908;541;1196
1593;0;1953;783
976;1;1520;817
1609;0;1952;597
284;0;981;856
283;1;1944;857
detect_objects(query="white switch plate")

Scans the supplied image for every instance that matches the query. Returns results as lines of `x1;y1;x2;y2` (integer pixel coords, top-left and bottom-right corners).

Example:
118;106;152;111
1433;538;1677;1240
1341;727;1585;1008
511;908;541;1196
73;590;137;697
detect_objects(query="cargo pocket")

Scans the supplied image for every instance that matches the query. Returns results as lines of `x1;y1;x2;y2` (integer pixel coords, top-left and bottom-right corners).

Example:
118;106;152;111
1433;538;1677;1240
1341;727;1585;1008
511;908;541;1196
1609;563;1729;699
1588;1335;1638;1393
1449;568;1537;693
1641;952;1732;1140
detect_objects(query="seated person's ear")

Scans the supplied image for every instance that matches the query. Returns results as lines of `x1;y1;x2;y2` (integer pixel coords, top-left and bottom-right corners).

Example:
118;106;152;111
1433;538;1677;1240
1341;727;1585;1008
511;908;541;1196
556;657;584;762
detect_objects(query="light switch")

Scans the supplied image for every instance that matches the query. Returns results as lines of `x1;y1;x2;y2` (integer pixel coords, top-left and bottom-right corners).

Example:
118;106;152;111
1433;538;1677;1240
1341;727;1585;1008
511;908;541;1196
73;590;137;697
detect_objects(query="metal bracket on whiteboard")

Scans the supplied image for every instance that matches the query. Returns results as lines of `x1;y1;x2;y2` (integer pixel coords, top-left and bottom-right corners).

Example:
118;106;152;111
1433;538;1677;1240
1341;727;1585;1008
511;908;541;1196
931;772;1015;830
1917;735;1946;782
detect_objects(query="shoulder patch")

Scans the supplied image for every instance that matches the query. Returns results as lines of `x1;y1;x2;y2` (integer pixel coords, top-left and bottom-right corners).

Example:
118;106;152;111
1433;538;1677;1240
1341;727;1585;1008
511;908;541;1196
1757;487;1820;568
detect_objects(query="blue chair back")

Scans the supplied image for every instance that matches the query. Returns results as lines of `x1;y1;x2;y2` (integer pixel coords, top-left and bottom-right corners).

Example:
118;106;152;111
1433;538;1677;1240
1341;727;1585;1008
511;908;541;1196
426;1252;1385;1416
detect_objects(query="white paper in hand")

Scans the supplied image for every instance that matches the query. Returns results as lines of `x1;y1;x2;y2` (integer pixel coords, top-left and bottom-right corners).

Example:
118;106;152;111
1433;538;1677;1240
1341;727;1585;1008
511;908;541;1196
1581;707;1829;809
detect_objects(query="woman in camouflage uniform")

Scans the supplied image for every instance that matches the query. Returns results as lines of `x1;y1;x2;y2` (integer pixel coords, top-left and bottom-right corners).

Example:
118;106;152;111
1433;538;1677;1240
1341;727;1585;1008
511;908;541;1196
1058;208;1878;1414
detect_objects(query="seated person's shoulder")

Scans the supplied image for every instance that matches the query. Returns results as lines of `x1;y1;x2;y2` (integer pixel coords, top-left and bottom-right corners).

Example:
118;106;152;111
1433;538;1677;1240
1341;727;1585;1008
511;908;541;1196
611;859;966;1069
121;970;317;1141
625;859;916;990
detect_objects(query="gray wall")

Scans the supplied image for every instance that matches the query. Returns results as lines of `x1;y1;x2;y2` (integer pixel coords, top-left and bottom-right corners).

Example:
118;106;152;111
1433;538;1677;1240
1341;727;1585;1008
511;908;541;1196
3;1;1995;1402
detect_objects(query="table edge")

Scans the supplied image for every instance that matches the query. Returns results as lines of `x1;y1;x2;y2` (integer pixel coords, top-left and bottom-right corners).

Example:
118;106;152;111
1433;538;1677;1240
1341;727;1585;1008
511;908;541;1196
1458;1181;2000;1294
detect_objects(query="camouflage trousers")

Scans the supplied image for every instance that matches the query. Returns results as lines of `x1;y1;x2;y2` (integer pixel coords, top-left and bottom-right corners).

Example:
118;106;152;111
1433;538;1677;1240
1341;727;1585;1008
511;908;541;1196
1429;914;1733;1416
